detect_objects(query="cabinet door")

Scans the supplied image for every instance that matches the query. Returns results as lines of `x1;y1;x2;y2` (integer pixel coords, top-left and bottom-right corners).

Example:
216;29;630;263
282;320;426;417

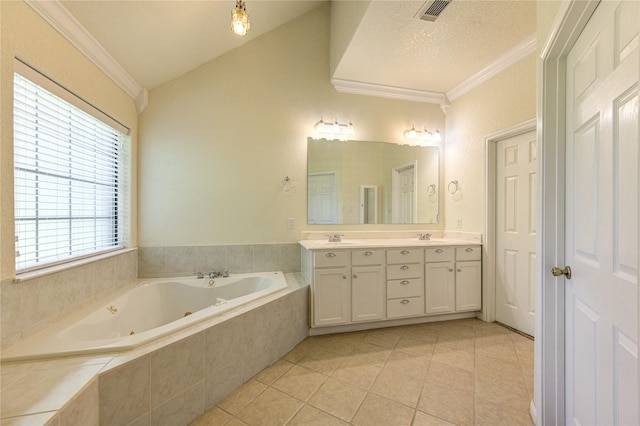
313;267;351;326
352;266;385;322
455;261;482;312
425;261;455;314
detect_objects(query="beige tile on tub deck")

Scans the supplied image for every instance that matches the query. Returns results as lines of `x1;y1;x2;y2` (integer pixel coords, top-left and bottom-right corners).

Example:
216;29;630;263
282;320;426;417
58;378;99;426
1;411;58;426
150;332;205;409
2;362;103;419
150;380;205;426
98;355;151;426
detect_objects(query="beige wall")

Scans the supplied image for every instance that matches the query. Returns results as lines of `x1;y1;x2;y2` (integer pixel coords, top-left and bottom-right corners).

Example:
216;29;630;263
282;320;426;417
443;52;537;233
138;4;445;247
0;1;138;280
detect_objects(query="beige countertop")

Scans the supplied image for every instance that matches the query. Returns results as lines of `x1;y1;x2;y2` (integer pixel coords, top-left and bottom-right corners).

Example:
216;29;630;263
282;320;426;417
299;238;481;250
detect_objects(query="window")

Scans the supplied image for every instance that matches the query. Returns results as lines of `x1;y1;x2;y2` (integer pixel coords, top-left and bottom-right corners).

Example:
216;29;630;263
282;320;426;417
13;63;128;272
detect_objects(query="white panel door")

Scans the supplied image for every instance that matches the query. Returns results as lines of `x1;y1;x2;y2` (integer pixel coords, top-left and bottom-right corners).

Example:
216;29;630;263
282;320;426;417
308;172;337;224
495;130;537;336
565;1;639;424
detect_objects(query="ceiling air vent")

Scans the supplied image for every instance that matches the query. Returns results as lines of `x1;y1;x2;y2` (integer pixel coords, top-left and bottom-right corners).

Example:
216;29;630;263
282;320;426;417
416;0;452;22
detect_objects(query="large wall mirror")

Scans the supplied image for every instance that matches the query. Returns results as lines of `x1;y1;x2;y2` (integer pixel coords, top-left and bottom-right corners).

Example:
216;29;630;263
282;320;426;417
307;138;439;225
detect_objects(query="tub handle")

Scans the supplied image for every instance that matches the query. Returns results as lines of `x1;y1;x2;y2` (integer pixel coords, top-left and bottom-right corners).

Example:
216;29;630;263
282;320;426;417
325;252;336;257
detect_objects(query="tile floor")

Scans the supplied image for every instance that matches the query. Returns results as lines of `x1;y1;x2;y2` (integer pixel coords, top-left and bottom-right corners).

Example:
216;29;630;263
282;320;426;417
190;318;534;426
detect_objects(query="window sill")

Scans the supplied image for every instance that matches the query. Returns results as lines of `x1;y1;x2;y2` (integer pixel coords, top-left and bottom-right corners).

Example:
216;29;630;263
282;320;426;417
13;247;137;283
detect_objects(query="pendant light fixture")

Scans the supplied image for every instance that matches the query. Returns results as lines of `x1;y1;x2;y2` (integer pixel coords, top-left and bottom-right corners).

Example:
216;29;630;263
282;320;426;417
231;0;250;36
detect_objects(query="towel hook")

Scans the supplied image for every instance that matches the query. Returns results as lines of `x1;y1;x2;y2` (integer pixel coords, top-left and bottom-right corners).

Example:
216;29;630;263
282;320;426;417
447;180;459;195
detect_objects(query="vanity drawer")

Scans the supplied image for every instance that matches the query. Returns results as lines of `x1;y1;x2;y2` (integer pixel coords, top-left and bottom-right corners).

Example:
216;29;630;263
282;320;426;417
352;249;385;266
455;246;482;261
387;248;424;264
387;278;424;299
425;247;455;262
314;250;350;268
387;296;425;318
387;263;423;280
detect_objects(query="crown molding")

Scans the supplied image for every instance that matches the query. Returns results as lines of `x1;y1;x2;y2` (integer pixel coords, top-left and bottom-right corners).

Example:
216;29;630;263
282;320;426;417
331;78;445;105
446;33;537;102
24;0;148;113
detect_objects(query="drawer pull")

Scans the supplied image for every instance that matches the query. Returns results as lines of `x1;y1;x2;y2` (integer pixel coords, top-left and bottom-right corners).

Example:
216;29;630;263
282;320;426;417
401;299;410;305
400;280;410;285
400;265;409;270
457;269;462;272
435;249;444;253
363;251;373;256
353;274;358;279
465;248;474;252
449;269;454;272
343;275;348;279
325;252;336;257
400;250;410;255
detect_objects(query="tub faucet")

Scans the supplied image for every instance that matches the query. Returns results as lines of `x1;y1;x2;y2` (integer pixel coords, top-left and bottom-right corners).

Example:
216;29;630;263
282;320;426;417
223;271;230;278
195;272;204;279
418;233;432;241
209;271;222;279
327;234;343;242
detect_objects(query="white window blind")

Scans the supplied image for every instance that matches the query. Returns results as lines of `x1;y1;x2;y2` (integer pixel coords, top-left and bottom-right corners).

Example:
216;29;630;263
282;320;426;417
14;69;125;272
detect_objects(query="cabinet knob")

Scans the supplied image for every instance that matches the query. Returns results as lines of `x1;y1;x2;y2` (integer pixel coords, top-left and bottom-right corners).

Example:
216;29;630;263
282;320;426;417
449;269;453;272
457;269;462;272
465;247;474;252
353;274;358;279
325;252;336;257
342;275;347;279
436;249;444;253
400;250;410;255
363;251;373;256
401;299;410;305
400;265;409;270
400;280;410;285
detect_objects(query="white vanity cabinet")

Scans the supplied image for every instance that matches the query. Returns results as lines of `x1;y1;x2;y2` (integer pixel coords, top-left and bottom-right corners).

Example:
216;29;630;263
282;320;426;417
454;246;482;311
351;249;386;322
312;251;351;326
424;247;455;314
302;239;482;332
386;248;425;318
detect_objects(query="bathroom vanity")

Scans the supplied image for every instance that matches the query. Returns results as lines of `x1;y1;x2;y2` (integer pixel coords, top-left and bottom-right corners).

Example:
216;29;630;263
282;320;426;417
300;232;482;334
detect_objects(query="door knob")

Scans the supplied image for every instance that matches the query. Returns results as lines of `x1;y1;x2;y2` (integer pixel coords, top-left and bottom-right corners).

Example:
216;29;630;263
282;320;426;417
551;266;572;279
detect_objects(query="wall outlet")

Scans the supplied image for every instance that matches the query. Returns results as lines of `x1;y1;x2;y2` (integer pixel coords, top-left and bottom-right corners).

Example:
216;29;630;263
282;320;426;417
287;218;295;229
456;217;463;229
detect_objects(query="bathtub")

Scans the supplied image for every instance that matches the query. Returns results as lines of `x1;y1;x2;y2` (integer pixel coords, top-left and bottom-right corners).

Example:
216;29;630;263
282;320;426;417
1;271;289;362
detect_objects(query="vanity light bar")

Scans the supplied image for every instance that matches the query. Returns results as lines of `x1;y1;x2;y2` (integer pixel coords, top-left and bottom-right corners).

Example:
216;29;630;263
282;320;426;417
403;126;442;144
313;117;355;141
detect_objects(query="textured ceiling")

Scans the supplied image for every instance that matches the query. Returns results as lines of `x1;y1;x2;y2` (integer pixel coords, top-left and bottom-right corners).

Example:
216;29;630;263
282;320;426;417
60;0;536;94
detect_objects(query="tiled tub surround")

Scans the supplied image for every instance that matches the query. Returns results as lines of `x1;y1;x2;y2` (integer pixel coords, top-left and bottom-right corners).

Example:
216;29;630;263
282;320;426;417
1;273;309;425
138;243;302;278
1;249;139;350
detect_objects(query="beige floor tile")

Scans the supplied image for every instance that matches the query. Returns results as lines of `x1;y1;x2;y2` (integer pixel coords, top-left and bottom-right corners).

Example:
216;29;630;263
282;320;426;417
394;335;437;359
307;377;367;422
425;361;475;392
330;361;382;390
418;383;474;426
436;334;475;351
271;365;327;402
431;344;474;371
402;323;442;342
287;405;347;425
351;393;414;426
235;388;302;426
217;380;267;415
313;331;365;355
413;410;457;426
297;348;345;375
370;369;423;408
475;396;534;426
188;406;233;425
254;359;295;385
282;338;319;364
384;350;431;380
363;328;403;349
347;342;393;367
475;342;519;363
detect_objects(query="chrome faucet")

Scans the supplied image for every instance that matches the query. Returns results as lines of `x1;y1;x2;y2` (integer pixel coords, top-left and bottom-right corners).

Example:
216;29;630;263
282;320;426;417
208;271;230;278
326;234;343;242
195;272;204;279
418;233;432;241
